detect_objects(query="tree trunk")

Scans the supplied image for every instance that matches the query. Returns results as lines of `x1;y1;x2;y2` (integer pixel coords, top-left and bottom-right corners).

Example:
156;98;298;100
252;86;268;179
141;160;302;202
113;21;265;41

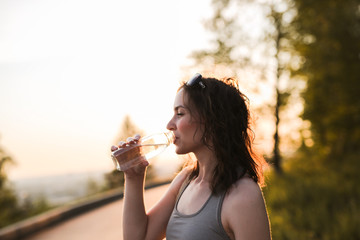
272;10;282;173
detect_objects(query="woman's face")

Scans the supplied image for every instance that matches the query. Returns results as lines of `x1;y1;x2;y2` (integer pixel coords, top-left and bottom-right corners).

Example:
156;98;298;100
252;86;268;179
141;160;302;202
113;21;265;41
166;89;204;155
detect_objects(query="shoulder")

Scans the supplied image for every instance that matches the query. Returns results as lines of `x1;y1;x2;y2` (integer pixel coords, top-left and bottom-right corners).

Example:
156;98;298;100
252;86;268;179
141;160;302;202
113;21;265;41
226;176;264;205
222;177;271;240
167;166;192;198
223;177;265;219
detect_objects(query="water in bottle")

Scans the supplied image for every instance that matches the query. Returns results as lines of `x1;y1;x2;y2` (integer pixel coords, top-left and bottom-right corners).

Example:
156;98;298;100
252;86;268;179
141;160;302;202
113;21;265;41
111;131;175;171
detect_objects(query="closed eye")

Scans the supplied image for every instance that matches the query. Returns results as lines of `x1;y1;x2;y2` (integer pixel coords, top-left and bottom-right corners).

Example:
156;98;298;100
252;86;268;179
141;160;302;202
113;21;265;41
174;106;186;117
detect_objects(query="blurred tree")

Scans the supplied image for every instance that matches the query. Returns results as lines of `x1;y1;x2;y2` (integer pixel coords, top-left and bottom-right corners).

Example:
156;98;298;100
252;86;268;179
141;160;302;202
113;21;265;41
0;144;14;189
113;115;145;145
261;1;360;239
0;138;52;228
266;2;296;173
0;141;20;227
191;0;299;172
291;0;360;160
105;115;155;189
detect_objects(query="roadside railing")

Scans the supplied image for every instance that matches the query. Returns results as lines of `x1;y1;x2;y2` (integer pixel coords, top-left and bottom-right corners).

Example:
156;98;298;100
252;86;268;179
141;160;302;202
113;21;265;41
0;180;171;240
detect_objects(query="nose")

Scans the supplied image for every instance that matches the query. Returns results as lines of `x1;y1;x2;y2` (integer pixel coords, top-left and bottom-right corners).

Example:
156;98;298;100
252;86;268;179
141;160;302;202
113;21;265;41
166;116;176;131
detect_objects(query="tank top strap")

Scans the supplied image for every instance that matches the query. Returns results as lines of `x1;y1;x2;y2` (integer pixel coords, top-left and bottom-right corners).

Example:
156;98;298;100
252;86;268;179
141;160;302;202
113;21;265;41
175;175;191;203
216;190;228;236
166;185;231;240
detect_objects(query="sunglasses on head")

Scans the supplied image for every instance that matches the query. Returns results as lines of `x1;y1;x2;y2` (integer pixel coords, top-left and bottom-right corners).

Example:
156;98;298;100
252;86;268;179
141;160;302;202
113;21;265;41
186;73;205;88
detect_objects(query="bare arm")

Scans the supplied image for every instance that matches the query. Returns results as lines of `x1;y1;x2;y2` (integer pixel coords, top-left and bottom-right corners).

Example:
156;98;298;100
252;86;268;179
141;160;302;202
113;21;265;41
144;167;190;239
122;161;190;240
222;178;271;240
112;136;150;240
112;135;190;240
122;164;148;240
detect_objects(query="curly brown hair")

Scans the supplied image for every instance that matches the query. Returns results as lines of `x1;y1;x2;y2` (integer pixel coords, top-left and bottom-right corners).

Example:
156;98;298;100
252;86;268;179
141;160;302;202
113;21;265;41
180;75;266;194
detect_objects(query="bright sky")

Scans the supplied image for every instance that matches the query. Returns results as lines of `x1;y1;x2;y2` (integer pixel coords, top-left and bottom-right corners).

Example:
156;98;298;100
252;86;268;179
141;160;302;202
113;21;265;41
0;0;214;179
0;0;304;180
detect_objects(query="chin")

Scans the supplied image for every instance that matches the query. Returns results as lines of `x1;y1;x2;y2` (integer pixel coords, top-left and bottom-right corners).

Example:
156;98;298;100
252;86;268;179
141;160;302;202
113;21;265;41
175;146;188;155
175;149;184;155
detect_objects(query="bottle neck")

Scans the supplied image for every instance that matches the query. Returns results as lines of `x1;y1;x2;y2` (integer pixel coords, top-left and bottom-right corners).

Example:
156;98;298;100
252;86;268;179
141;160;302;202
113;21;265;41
165;131;175;144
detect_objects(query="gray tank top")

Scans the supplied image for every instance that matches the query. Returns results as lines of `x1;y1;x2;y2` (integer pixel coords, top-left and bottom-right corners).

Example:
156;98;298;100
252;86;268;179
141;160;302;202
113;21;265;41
166;182;231;240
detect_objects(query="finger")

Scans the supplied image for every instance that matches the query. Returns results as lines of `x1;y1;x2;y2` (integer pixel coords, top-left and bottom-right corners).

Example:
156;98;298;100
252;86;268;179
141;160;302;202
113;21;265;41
138;156;149;167
118;141;126;148
141;159;149;167
134;134;141;141
126;137;136;145
111;145;118;152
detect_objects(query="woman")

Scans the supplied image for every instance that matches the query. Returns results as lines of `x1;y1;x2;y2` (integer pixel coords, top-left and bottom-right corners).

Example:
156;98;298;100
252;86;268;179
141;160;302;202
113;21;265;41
111;73;271;240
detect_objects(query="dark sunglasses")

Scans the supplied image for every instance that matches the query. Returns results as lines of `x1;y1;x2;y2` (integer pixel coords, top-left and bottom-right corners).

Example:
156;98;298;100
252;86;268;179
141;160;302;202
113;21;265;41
186;73;205;88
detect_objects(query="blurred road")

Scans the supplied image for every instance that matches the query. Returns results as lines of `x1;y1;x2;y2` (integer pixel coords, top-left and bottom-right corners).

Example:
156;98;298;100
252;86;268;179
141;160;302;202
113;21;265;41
25;184;170;240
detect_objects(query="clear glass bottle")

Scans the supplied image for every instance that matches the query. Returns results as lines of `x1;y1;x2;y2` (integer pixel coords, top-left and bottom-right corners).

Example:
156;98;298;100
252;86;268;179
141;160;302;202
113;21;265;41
111;131;175;171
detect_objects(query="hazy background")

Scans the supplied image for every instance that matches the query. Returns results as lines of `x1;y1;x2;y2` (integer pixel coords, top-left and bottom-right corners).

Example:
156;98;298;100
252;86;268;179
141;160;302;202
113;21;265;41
0;0;215;180
1;0;359;238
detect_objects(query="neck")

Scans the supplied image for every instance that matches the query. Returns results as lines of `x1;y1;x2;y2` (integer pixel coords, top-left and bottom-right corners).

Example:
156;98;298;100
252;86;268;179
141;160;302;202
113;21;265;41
193;147;217;183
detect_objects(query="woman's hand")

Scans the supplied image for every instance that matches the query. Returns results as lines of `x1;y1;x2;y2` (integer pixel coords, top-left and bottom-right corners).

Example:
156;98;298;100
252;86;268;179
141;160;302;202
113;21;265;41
110;134;149;179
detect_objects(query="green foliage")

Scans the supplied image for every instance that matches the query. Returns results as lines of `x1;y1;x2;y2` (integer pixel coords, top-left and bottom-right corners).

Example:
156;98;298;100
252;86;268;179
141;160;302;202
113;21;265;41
192;0;303;172
0;142;19;228
0;140;53;228
264;2;360;237
292;0;360;158
193;0;360;239
0;146;14;189
104;165;156;190
104;170;125;189
0;186;22;228
263;152;360;240
17;194;53;221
